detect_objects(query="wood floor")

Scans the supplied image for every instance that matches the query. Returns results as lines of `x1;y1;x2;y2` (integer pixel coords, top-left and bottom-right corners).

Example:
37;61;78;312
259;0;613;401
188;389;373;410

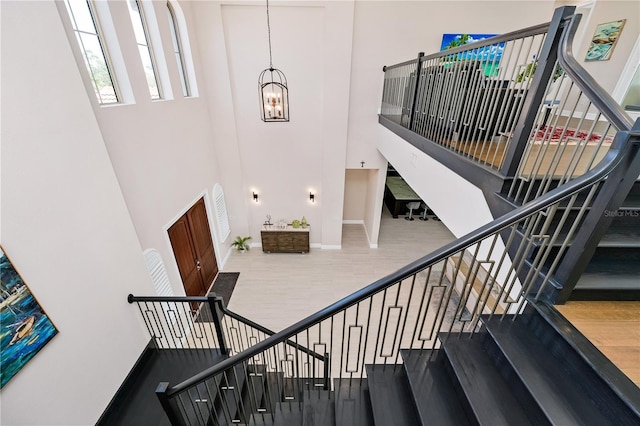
223;206;640;387
556;301;640;387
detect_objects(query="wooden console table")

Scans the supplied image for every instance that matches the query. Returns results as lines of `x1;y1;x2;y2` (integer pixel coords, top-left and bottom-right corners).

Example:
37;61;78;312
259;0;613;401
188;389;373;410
261;225;310;253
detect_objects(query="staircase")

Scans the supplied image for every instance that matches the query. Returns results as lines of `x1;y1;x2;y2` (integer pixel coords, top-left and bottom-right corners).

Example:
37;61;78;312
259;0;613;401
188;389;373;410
196;301;638;426
110;7;640;425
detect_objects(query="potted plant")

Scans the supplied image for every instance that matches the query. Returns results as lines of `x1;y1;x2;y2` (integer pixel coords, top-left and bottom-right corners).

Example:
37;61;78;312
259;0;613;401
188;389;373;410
231;236;252;252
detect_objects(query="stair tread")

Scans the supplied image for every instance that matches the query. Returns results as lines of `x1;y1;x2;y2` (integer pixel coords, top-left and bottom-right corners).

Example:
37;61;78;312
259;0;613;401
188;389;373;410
597;226;640;247
400;349;472;425
578;255;640;289
439;335;536;426
365;364;419;426
483;316;613;425
303;390;335;426
274;402;302;426
333;378;374;426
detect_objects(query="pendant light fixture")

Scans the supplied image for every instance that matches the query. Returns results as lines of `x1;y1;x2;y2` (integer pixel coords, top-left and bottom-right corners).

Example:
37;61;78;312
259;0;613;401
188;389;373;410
258;0;289;122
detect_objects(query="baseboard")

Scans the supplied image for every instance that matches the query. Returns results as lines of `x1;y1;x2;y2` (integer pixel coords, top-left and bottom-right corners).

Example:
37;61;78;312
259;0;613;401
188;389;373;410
321;245;342;250
310;243;322;249
220;246;232;269
342;220;365;225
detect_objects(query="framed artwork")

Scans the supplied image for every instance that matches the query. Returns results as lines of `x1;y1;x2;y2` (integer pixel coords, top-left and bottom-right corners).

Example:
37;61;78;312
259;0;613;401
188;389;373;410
440;33;504;76
0;245;58;388
585;19;626;61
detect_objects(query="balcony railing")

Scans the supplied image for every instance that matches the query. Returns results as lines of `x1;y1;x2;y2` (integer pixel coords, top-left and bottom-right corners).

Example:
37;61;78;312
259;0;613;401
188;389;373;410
380;9;632;207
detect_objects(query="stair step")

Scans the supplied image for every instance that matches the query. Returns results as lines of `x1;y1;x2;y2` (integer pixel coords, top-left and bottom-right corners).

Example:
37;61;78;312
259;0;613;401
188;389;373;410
529;302;640;422
302;390;335;426
333;378;374;426
573;251;640;300
274;402;302;426
439;333;542;426
483;316;616;425
400;349;473;425
365;364;419;426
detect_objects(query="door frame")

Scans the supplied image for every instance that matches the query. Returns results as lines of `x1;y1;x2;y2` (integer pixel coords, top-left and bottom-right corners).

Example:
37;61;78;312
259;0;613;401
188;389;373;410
163;189;221;295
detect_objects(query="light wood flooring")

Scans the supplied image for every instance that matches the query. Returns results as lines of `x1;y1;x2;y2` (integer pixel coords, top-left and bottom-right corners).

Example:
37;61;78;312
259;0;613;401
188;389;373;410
556;301;640;387
224;207;455;332
222;206;639;386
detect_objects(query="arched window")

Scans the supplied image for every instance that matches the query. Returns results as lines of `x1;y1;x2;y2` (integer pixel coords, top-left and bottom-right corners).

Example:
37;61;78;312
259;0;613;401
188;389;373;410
167;1;190;97
64;0;119;104
127;0;162;99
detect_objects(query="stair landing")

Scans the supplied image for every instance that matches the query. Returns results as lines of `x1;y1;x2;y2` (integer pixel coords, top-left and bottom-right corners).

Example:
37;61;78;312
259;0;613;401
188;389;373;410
556;301;640;387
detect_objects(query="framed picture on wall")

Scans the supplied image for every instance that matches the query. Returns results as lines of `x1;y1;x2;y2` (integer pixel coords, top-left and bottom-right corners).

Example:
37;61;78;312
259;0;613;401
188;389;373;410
585;19;626;61
0;245;58;388
440;33;504;76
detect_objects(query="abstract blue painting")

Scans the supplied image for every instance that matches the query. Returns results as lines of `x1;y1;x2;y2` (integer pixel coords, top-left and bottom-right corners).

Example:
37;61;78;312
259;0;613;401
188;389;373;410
0;246;58;388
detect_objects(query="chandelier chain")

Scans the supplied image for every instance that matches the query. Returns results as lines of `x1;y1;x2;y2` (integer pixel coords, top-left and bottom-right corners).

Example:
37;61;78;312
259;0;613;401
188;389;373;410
266;0;273;69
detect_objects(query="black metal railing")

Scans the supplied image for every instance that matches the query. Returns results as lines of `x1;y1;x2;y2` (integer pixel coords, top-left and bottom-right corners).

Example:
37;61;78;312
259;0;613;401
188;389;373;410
153;126;636;424
380;7;625;202
381;22;552;171
127;294;228;353
143;7;639;425
128;293;328;424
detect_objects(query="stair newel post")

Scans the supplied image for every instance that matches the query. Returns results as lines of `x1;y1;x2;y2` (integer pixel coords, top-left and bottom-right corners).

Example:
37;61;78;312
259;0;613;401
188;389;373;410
156;382;184;425
499;6;576;177
408;52;425;131
323;352;330;391
208;295;229;355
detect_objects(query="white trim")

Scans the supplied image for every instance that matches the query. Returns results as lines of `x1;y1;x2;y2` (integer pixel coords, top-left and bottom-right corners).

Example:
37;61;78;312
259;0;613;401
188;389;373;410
369;243;378;249
612;34;640;114
362;222;373;248
342;220;364;225
139;0;173;100
310;243;322;249
321;244;341;250
219;247;232;269
166;0;198;96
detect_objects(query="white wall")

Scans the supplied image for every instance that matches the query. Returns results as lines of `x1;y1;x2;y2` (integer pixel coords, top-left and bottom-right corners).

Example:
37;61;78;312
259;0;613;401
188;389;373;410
377;127;495;238
346;1;557;171
70;0;229;296
1;1;636;424
0;2;154;424
343;169;369;221
568;0;640;95
190;1;355;249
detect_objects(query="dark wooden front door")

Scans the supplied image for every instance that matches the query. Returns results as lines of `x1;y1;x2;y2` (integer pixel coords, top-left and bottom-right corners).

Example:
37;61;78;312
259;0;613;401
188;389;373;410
168;198;218;297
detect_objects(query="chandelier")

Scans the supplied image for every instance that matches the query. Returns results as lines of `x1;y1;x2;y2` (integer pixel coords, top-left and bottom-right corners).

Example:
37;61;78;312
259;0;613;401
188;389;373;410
258;0;289;122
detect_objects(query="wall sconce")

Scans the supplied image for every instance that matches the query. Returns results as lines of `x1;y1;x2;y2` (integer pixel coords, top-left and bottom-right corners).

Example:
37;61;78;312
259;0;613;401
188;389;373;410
253;192;259;202
309;192;315;203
